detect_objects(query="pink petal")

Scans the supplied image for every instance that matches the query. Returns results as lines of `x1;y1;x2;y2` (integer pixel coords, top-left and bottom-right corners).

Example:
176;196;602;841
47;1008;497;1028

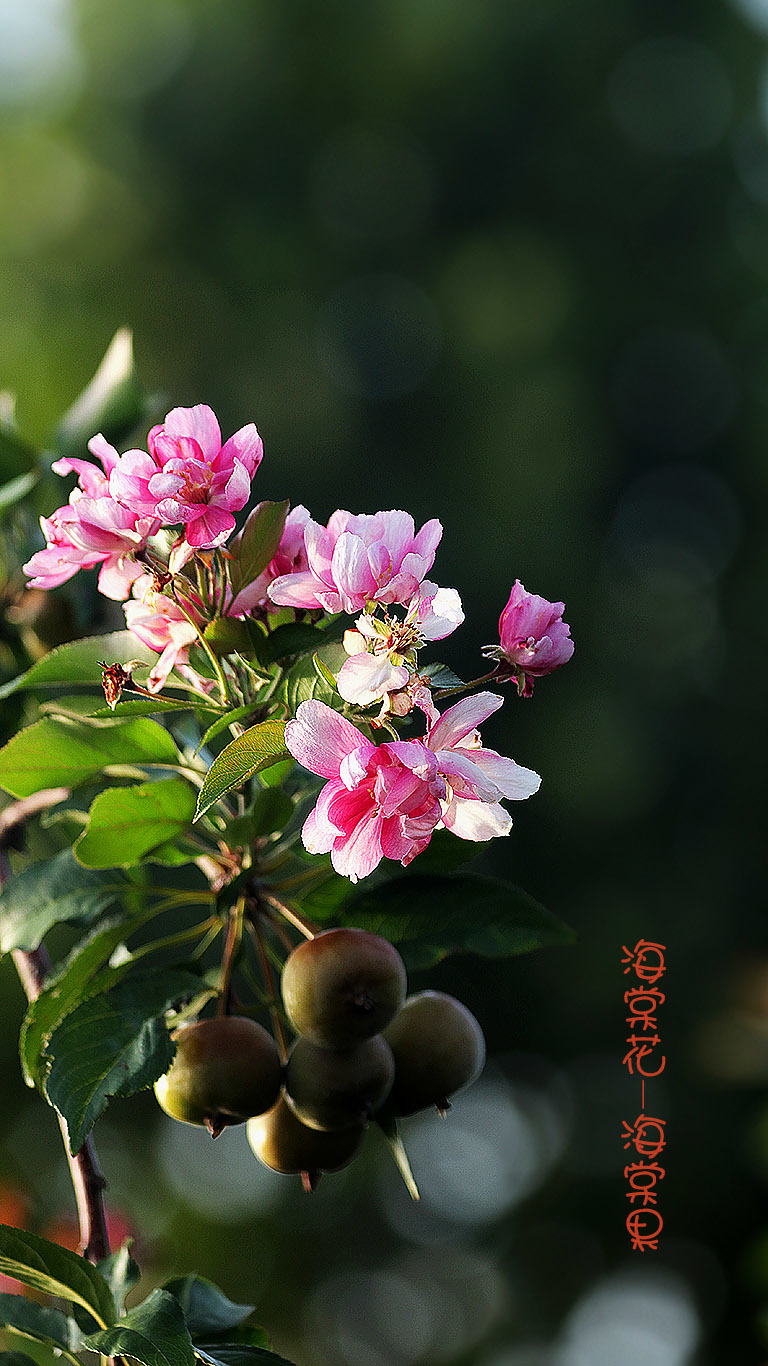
468;748;541;799
186;506;236;547
97;554;143;601
219;423;264;478
434;749;503;803
51;457;108;497
285;700;371;778
441;797;512;841
302;781;346;853
331;532;376;611
331;809;383;882
267;570;324;609
86;433;121;476
427;691;504;751
222;458;251;511
376;510;415;569
162;405;222;460
412;517;442;566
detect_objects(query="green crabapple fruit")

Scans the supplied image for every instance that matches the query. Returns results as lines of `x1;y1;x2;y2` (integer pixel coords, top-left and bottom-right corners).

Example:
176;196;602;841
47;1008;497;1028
246;1096;365;1184
284;1033;395;1131
383;991;486;1116
153;1016;282;1134
280;928;407;1049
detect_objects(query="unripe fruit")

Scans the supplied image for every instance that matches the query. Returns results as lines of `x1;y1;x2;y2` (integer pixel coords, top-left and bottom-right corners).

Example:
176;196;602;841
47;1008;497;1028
281;928;407;1049
246;1097;364;1182
384;991;486;1116
284;1034;395;1131
154;1017;282;1133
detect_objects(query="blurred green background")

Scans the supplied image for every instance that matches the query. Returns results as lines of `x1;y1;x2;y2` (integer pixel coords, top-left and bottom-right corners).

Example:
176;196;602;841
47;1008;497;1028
1;0;768;1361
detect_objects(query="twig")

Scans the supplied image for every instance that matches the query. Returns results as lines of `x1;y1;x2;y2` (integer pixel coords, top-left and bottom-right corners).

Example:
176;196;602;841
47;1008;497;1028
0;795;111;1265
260;890;317;941
247;908;289;1064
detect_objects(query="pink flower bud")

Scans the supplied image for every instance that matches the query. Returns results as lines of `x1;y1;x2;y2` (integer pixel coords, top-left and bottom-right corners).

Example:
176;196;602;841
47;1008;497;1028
490;580;574;696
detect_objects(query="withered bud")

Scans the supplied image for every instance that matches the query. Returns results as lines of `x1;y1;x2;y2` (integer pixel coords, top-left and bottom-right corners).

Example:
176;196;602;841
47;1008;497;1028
151;566;173;594
98;660;133;710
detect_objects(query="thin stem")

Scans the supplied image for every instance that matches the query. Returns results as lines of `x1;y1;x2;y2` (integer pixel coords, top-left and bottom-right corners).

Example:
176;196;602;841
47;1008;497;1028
432;666;502;700
261;890;317;940
248;912;289;1064
126;916;220;963
217;897;246;1016
171;587;233;706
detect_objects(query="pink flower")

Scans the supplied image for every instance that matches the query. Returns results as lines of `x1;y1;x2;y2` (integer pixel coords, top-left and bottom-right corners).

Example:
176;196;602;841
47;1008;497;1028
336;581;463;710
123;575;202;692
228;504;311;616
267;509;442;615
486;580;574;697
425;692;541;840
111;404;263;550
285;701;446;882
23;435;155;600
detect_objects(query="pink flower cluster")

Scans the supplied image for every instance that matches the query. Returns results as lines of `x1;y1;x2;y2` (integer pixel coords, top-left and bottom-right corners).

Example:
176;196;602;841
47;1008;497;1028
285;693;540;881
268;509;443;615
24;405;263;597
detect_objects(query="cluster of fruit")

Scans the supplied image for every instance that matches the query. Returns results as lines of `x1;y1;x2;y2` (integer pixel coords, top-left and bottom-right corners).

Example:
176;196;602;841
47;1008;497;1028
154;928;485;1189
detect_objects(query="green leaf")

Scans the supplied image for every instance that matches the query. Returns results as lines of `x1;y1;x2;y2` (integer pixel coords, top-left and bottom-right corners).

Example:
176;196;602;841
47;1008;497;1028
55;329;146;459
0;850;125;953
0;716;181;798
203;620;255;659
162;1278;254;1338
255;623;327;666
19;905;167;1089
229;501;289;596
0;1352;39;1366
224;788;294;845
195;705;263;754
422;662;465;690
0;1226;115;1327
75;779;197;869
84;1288;195;1366
44;968;202;1152
334;873;575;970
0;1291;81;1351
0;471;38;513
194;1346;295;1366
194;722;288;820
0;631;155;702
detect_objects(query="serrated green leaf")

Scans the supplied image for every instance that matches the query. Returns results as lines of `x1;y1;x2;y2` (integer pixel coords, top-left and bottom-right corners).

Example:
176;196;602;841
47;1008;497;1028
55;329;146;459
0;850;126;953
0;1226;115;1327
0;716;181;798
75;779;197;869
162;1278;254;1338
84;1288;195;1366
0;1291;81;1351
19;905;167;1089
229;501;289;596
194;1346;295;1366
335;873;575;970
44;968;201;1152
97;1244;141;1316
194;722;288;820
280;644;346;714
0;632;155;702
195;705;263;755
